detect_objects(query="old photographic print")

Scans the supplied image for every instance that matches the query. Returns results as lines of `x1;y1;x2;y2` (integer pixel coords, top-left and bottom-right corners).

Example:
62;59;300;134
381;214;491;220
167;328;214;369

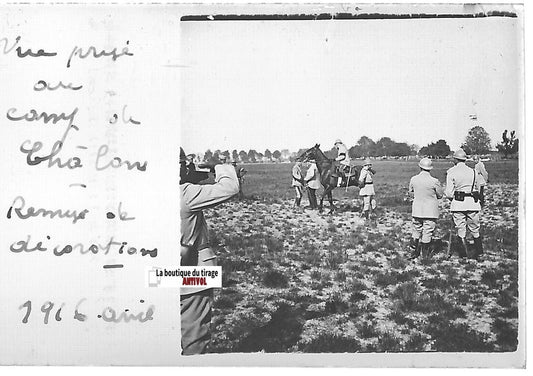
180;2;524;366
0;1;526;369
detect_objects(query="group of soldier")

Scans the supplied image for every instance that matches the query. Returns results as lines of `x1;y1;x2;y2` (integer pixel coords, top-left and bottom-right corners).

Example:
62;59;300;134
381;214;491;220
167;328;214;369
292;139;376;218
179;142;489;355
409;149;488;261
292;140;489;261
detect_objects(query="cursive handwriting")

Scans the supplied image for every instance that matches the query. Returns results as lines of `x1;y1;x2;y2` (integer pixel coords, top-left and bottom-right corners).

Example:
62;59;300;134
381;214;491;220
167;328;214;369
20;140;83;168
7;195;89;224
19;299;153;324
10;235;158;258
33;80;83;91
99;304;155;323
7;107;79;159
109;105;141;125
95;144;147;171
66;41;133;68
1;35;57;58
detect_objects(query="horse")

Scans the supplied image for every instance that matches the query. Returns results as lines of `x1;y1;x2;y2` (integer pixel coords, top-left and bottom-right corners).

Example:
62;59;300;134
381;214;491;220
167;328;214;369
296;144;361;213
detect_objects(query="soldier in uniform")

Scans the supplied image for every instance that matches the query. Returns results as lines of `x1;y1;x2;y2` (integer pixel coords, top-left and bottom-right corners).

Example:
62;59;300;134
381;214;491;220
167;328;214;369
473;155;488;206
334;139;351;186
219;154;228;164
291;161;304;207
304;158;321;209
358;158;376;219
408;157;443;259
180;147;239;355
186;154;196;171
445;148;483;259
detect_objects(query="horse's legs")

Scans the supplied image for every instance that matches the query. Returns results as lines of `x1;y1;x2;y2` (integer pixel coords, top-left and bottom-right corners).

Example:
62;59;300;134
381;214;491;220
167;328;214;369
328;190;335;209
319;189;326;212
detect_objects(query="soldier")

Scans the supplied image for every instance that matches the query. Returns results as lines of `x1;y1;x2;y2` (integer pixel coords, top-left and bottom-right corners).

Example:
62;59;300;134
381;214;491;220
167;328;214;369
291;161;304;207
186;154;196;171
304;158;321;209
408;157;443;259
358;158;376;219
445;148;483;260
180;147;239;355
334;139;350;186
219;154;228;164
473;155;488;206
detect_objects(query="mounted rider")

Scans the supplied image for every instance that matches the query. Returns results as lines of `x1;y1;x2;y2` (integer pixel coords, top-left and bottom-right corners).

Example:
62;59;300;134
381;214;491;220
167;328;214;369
334;139;351;186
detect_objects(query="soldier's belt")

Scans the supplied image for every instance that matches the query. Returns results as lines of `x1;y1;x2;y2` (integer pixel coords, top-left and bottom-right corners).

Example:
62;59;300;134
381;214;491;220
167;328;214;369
454;191;480;203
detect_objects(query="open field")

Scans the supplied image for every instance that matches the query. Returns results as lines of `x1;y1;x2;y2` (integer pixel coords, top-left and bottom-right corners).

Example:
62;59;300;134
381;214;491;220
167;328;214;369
205;159;520;353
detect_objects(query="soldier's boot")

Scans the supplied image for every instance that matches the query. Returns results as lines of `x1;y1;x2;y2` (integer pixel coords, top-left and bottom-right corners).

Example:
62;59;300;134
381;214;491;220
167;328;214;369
296;197;301;207
456;236;468;258
426;240;435;258
420;242;428;259
473;237;483;260
363;210;369;220
409;238;420;260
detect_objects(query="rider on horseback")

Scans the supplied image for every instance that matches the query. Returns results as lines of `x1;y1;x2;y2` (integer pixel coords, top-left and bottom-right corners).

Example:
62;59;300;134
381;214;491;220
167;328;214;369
334;139;351;187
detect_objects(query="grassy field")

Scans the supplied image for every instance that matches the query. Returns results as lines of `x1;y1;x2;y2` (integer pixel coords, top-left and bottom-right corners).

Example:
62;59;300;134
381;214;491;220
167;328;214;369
205;159;519;353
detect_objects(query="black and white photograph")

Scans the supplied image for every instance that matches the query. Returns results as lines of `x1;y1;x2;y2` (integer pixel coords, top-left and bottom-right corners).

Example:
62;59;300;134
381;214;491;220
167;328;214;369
180;2;524;365
0;1;527;370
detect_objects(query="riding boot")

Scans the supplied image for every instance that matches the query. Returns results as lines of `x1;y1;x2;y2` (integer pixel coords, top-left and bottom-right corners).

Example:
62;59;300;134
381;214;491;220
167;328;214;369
363;210;369;220
456;236;468;258
473;237;483;260
409;238;420;260
296;197;301;207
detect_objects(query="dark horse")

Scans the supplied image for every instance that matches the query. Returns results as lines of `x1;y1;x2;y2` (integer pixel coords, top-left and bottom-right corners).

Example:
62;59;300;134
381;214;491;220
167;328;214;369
296;144;360;213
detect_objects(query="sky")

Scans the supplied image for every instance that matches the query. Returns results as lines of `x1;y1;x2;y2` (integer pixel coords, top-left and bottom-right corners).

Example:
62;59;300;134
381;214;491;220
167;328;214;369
180;11;522;155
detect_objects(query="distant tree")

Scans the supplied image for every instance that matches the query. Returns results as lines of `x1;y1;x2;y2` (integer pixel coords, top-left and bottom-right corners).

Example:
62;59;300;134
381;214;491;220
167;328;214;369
419;146;429;156
204;149;213;162
273;150;281;161
420;139;450;158
281;149;291;161
496;129;518;158
248;149;257;163
375;137;395;157
409;144;419;156
232;149;239;162
351;136;376;157
264;149;272;161
389;142;411;157
461;126;491;155
239;150;249;163
348;145;359;159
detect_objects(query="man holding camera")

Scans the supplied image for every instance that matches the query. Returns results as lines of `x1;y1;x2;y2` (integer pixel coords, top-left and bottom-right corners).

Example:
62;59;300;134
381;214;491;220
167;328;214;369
445;148;483;260
180;147;239;355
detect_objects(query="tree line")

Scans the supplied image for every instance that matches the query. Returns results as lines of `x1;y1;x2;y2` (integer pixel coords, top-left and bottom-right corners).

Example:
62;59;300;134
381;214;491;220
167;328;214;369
194;126;518;163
